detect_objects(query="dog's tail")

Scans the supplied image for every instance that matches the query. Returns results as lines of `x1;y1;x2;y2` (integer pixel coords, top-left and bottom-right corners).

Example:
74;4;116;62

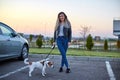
24;58;29;65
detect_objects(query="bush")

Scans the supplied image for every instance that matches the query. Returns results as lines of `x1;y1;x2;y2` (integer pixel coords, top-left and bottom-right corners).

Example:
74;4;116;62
36;35;43;48
104;39;108;51
86;34;94;50
117;40;120;49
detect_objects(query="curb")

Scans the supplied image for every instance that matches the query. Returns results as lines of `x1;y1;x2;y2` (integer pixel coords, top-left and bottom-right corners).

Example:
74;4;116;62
73;56;120;62
29;54;120;62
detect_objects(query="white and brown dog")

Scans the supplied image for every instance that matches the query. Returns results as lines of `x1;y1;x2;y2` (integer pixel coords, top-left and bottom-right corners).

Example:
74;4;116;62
24;58;54;77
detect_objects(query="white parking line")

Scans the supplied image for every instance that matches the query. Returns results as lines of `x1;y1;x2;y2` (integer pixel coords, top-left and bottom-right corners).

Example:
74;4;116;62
105;61;116;80
0;66;28;79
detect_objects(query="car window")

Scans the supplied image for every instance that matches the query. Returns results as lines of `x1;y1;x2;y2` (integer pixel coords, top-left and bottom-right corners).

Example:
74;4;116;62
0;25;13;36
0;28;2;34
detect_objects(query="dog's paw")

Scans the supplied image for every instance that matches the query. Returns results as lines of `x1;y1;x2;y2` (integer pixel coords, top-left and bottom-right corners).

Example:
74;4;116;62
42;75;45;77
42;74;45;77
29;74;32;77
44;73;47;74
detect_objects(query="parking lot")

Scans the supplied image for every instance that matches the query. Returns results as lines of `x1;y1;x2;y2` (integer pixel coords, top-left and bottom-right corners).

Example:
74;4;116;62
0;54;120;80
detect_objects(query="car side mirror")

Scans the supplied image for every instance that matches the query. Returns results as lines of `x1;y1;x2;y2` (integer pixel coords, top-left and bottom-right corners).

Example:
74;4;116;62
11;33;18;37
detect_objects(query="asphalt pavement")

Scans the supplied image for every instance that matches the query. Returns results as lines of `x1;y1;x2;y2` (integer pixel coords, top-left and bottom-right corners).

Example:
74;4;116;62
0;54;120;80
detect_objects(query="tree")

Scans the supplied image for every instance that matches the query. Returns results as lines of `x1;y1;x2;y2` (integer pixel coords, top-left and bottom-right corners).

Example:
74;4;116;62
29;34;33;42
79;25;91;49
29;34;33;47
86;34;94;50
117;40;120;50
36;35;43;48
104;39;108;51
50;38;54;46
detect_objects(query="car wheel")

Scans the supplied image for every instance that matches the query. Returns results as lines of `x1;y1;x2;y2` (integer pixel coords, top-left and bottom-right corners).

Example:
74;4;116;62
19;45;28;60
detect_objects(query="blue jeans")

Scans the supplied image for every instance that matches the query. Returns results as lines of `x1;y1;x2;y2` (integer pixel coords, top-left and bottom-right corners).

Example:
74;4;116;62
57;36;69;68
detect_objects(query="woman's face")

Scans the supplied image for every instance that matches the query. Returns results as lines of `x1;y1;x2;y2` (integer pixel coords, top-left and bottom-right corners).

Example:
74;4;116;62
59;13;65;22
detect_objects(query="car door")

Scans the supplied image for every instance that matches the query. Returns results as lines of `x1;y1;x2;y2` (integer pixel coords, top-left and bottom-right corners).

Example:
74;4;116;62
0;25;12;57
9;34;23;55
0;23;21;57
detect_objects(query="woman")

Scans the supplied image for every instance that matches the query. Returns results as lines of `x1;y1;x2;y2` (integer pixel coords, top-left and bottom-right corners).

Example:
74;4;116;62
53;12;72;73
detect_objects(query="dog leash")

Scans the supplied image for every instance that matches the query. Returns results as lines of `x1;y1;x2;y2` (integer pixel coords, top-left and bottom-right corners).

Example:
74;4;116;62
45;45;55;59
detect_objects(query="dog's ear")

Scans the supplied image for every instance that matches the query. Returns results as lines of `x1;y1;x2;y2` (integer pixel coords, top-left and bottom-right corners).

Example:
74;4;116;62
29;62;32;65
48;62;53;66
40;61;45;66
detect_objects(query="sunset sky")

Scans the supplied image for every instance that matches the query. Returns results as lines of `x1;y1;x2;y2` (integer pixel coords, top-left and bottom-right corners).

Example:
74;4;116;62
0;0;120;38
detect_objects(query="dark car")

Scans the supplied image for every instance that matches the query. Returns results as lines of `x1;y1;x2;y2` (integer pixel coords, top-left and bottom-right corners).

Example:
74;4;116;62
0;22;29;61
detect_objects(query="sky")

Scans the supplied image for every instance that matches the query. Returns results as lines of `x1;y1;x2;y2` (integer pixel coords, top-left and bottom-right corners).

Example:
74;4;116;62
0;0;120;38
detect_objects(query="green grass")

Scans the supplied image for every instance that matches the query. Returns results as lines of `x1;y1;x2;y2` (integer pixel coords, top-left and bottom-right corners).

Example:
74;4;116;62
29;48;120;58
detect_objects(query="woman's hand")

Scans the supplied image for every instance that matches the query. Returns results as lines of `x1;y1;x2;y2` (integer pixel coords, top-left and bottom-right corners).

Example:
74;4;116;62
68;42;71;46
53;42;56;46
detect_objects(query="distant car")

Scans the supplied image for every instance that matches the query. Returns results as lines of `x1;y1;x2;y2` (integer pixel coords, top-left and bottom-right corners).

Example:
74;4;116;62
0;22;29;61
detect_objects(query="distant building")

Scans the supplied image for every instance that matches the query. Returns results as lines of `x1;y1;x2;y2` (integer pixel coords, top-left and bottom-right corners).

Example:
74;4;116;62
94;36;101;41
113;19;120;40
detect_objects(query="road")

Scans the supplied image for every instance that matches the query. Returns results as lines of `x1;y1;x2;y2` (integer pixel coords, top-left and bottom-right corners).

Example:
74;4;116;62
0;54;120;80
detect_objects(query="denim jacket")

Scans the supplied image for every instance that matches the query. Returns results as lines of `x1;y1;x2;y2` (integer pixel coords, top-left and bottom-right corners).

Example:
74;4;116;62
54;26;72;42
